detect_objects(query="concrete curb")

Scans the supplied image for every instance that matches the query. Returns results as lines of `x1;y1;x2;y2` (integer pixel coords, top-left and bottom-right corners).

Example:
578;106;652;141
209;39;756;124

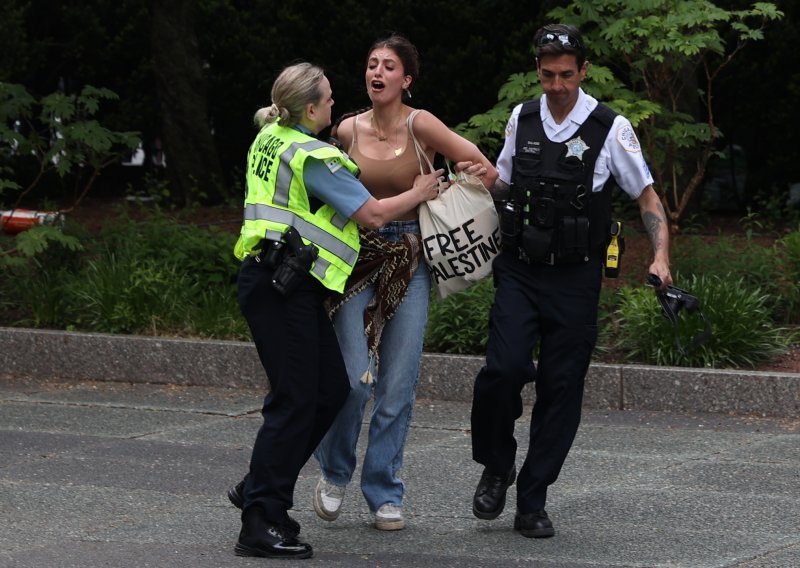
1;327;798;418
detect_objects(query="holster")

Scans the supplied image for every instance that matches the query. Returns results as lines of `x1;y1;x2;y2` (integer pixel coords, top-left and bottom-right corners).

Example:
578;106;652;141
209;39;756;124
270;226;319;296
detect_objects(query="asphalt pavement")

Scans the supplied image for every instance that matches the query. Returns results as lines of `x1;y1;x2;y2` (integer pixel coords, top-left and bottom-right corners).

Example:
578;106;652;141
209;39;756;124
1;375;798;568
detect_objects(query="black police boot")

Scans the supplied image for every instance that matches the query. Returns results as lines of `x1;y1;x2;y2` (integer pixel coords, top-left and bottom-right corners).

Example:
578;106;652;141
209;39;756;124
227;479;245;509
234;506;312;559
228;479;301;537
472;466;516;520
514;509;555;538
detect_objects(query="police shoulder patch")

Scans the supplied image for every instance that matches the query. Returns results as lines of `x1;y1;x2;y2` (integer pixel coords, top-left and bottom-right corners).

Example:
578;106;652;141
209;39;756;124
616;124;641;153
324;157;343;173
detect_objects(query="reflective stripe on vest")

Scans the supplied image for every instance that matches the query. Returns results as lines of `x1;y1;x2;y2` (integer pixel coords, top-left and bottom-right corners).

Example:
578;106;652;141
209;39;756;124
244;202;358;266
275;140;354;230
275;139;331;206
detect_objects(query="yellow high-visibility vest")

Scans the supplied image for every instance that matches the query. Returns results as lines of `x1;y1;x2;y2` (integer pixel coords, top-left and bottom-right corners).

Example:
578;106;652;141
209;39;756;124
234;123;361;293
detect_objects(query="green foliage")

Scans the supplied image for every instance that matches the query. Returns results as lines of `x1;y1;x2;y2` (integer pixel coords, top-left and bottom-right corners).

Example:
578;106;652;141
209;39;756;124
0;82;140;197
125;171;174;206
779;228;800;274
0;208;245;339
670;228;800;323
67;255;197;334
424;279;494;354
594;286;622;359
0;81;142;274
96;207;241;287
0;229;61;269
12;225;82;258
454;65;659;156
454;70;536;155
776;228;800;319
3;207;797;367
614;274;790;368
549;0;782;226
459;0;783;227
4;1;797;210
184;287;250;339
750;187;800;229
0;222;83;270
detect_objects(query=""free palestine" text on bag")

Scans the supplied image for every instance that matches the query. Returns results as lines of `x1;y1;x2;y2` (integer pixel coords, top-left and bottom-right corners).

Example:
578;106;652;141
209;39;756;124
408;111;501;299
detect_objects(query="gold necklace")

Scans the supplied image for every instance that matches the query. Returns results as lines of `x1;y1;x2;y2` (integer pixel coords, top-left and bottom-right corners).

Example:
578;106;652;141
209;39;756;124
371;112;404;156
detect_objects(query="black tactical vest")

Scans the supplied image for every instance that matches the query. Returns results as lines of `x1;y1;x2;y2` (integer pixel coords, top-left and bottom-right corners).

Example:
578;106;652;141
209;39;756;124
509;99;617;264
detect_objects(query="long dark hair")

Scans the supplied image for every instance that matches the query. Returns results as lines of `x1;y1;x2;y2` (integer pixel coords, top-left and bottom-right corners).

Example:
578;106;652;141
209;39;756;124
329;34;421;143
367;33;420;101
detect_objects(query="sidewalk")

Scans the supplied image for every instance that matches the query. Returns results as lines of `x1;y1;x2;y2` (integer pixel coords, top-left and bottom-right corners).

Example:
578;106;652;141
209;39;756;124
1;328;799;417
1;375;798;568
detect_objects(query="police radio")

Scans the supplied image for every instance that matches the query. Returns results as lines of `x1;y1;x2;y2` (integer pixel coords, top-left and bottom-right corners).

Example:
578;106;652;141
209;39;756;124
500;200;522;249
604;220;624;278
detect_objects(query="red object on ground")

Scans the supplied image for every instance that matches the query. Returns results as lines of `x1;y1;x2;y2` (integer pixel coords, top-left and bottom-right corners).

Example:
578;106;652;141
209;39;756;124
0;209;64;234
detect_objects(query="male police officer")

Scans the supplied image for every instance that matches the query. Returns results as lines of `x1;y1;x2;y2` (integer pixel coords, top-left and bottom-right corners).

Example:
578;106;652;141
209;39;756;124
470;24;672;538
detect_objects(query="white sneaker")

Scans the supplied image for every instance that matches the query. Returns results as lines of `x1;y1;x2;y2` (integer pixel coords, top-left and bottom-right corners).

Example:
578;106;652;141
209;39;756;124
374;503;405;531
313;476;345;521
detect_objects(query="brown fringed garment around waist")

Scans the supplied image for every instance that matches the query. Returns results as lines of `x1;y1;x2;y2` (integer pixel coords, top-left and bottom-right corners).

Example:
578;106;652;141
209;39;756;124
325;228;423;382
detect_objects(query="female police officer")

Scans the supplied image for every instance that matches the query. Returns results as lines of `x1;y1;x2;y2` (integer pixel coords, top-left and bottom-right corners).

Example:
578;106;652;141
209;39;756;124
233;62;442;559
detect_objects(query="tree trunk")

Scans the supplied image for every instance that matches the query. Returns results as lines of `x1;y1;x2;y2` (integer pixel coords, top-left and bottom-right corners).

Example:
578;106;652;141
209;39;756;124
149;1;223;205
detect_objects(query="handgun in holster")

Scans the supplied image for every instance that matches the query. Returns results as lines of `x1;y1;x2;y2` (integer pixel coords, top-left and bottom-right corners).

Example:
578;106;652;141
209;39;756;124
271;226;319;296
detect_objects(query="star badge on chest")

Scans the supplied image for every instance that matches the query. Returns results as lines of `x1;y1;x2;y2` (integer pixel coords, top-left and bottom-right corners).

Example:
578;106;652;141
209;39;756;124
564;136;590;160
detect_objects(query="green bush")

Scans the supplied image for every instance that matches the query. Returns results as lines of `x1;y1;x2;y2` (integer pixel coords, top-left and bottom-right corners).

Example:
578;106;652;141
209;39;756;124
614;274;791;368
182;287;250;340
0;82;140;264
780;228;800;274
751;188;800;229
670;232;799;323
594;286;621;359
3;203;797;368
424;279;621;358
0;207;244;338
776;228;800;321
424;279;494;355
0;227;87;327
64;255;196;334
97;207;241;287
2;262;73;328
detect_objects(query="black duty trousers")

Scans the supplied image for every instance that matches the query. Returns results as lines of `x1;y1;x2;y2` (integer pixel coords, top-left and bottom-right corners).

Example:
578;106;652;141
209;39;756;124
471;250;602;513
237;257;350;524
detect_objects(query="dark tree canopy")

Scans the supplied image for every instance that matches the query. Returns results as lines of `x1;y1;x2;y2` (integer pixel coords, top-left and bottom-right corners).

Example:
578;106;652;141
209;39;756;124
150;0;223;205
1;0;798;207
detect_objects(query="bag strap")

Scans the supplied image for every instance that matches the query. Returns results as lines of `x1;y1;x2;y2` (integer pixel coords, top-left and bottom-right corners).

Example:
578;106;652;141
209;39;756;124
408;111;462;191
407;110;435;175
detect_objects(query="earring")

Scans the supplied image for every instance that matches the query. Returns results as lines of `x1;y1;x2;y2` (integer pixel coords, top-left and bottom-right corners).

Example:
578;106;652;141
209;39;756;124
403;88;412;100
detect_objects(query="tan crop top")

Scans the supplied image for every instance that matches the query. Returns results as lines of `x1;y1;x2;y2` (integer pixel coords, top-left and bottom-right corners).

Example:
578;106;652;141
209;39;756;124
348;113;432;206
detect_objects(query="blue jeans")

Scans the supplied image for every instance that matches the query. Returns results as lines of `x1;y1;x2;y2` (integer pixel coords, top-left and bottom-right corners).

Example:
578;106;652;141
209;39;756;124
314;220;430;512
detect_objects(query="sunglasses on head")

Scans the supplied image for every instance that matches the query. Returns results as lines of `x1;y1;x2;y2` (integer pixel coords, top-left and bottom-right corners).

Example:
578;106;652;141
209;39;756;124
537;32;582;49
